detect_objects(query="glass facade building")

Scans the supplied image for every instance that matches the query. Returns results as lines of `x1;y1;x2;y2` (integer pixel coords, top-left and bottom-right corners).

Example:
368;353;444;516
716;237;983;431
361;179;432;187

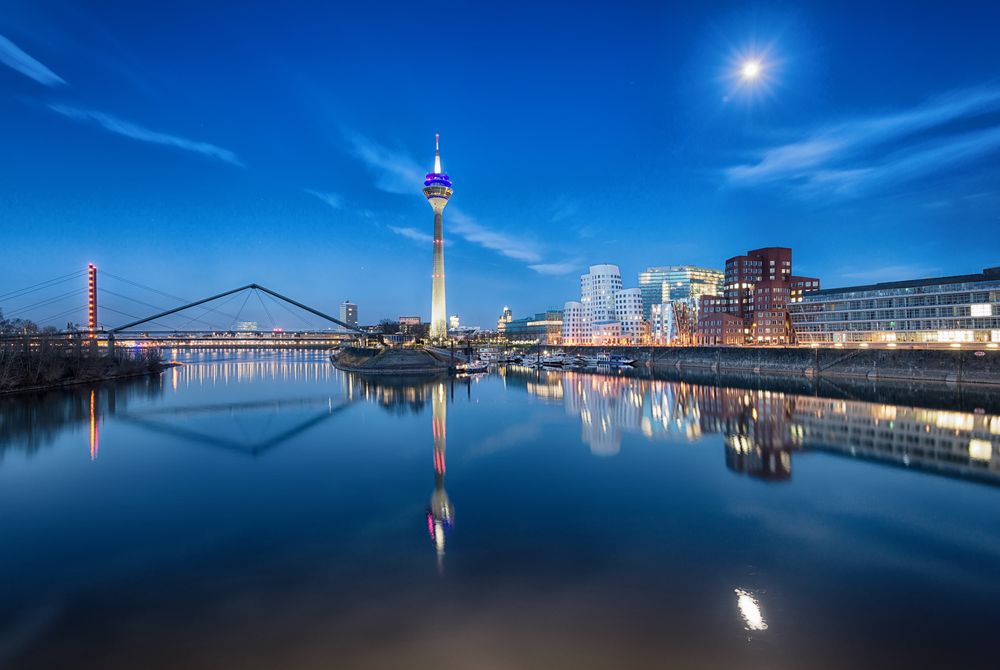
504;310;564;344
638;266;723;320
789;267;1000;345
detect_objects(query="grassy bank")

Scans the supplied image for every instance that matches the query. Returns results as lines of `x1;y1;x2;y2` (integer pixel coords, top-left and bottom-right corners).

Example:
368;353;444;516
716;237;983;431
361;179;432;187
0;345;167;394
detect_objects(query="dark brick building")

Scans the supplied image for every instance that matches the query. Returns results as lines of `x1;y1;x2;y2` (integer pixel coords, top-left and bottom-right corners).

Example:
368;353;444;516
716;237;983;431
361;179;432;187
697;247;820;345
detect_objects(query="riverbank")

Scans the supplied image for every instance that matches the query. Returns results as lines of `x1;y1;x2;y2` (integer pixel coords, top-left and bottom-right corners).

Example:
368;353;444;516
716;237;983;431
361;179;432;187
332;346;454;375
0;348;171;395
553;345;1000;386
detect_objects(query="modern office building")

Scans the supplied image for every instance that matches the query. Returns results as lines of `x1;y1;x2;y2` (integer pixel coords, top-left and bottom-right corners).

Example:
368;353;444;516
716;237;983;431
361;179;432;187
666;266;724;302
789;266;1000;345
638;266;723;321
638;267;671;321
339;301;358;329
422;134;453;339
698;247;820;345
503;310;564;344
449;315;460;330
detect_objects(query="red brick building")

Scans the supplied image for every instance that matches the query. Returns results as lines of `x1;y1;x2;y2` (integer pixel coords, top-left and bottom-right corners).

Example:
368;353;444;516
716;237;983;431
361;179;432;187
697;247;819;345
697;311;746;346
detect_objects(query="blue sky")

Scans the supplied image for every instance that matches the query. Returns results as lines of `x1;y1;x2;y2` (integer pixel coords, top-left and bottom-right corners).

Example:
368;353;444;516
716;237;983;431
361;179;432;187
2;1;1000;328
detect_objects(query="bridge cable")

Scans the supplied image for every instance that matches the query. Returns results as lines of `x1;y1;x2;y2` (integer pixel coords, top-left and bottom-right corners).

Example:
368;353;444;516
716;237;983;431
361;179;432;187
175;289;246;332
259;290;317;330
37;305;89;327
252;289;277;331
100;271;190;303
100;305;176;332
0;270;86;302
102;271;245;324
101;288;222;331
229;288;254;330
1;288;87;319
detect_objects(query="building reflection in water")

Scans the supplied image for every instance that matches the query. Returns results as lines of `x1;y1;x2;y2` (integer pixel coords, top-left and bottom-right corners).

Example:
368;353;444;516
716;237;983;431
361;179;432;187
427;382;454;572
509;367;1000;485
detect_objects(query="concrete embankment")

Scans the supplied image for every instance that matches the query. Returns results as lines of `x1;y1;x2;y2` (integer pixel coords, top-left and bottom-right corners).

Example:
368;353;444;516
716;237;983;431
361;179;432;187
333;347;453;375
553;345;1000;386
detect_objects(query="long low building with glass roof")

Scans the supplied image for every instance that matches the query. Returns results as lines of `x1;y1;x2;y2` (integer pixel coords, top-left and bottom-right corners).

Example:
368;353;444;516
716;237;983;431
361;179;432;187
789;266;1000;346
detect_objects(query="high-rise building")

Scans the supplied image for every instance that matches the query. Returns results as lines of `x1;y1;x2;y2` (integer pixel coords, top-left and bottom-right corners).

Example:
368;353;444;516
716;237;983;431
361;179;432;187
422;134;453;340
339;301;358;329
581;264;623;338
638;266;724;319
496;306;513;333
663;266;725;303
697;247;819;345
449;315;460;330
638;267;671;321
562;264;646;345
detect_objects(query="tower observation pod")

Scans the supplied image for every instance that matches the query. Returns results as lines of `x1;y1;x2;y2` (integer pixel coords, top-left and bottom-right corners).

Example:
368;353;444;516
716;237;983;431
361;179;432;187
423;133;453;340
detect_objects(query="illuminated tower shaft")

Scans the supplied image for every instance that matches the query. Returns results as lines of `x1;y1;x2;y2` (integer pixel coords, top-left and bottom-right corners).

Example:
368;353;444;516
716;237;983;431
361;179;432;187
87;263;98;334
422;134;453;340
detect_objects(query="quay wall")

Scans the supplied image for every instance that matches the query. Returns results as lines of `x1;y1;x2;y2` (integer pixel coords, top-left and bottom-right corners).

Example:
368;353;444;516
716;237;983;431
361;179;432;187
333;346;452;375
553;346;1000;386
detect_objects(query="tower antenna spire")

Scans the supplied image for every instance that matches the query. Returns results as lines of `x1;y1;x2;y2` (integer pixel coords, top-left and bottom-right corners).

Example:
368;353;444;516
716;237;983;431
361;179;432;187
434;133;442;174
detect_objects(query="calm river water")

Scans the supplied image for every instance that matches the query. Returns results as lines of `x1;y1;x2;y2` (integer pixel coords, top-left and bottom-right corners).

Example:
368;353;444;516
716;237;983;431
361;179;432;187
1;350;998;669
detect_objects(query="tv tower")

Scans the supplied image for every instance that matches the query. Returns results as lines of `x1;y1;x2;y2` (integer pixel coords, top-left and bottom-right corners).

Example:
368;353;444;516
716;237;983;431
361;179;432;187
422;134;453;340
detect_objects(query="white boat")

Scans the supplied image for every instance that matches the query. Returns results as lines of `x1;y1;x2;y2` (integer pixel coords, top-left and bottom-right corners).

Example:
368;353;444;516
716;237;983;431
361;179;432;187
456;360;489;374
580;352;636;367
541;353;574;367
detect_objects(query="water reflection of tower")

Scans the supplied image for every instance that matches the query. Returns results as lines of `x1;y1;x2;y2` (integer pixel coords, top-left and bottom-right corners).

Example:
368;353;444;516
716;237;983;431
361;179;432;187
427;382;454;571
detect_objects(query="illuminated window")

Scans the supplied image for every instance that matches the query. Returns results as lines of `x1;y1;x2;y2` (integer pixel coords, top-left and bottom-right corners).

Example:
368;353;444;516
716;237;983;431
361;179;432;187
971;304;991;317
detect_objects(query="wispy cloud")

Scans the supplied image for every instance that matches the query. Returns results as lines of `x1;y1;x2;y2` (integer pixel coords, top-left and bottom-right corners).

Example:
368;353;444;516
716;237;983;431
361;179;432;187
304;189;344;210
388;226;433;245
528;261;579;275
0;34;65;86
548;196;579;223
449;208;543;263
725;85;1000;196
48;104;243;167
345;131;565;272
344;131;425;194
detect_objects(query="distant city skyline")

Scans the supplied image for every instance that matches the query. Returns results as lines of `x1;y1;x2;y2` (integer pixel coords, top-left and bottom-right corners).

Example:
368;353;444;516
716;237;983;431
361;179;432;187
2;2;1000;327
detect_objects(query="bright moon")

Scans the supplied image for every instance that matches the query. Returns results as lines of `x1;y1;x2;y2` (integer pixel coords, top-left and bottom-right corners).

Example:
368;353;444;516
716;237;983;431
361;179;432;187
741;60;761;80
